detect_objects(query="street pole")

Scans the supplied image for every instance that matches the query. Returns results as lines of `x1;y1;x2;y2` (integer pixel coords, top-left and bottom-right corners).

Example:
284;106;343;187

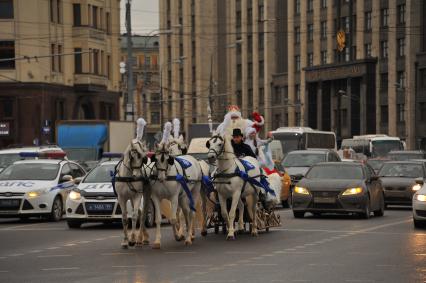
125;0;134;121
159;64;163;126
336;89;346;147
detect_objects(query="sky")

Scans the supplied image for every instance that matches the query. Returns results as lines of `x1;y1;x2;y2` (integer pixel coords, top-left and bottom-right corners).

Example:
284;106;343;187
120;0;160;34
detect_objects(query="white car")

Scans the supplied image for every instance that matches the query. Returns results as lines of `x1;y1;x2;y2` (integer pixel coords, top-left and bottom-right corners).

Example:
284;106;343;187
0;145;64;173
0;153;85;221
66;160;155;229
413;178;426;228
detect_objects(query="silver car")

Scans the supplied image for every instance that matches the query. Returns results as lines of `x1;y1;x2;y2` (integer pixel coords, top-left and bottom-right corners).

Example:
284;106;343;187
413;178;426;228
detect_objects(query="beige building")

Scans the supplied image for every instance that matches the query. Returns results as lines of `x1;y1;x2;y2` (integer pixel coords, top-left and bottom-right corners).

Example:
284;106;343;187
0;0;121;147
272;0;425;149
121;35;161;142
159;0;284;135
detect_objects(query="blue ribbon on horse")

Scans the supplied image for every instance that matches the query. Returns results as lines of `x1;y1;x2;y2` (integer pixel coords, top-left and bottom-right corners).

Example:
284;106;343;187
202;175;215;195
176;174;196;211
235;167;276;196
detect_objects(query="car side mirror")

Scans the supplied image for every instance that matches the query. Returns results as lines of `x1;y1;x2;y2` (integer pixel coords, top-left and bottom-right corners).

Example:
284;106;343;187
73;177;83;185
415;177;424;185
61;175;73;183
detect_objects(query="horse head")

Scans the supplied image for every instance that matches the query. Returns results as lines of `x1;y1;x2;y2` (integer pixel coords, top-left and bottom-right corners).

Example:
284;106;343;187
152;142;175;182
206;133;226;162
124;139;149;176
169;135;188;156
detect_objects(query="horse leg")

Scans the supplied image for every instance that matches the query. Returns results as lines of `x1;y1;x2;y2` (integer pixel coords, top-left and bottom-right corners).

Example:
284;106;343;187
180;199;193;246
227;190;241;240
200;187;208;237
250;193;259;237
172;196;184;242
151;195;162;249
119;198;129;249
137;189;151;246
129;193;141;247
237;199;245;233
190;183;202;240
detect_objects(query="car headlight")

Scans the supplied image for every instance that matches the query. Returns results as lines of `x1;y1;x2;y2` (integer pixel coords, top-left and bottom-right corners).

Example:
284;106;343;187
342;187;363;196
294;186;310;195
416;194;426;202
69;191;81;200
412;184;422;191
27;190;45;198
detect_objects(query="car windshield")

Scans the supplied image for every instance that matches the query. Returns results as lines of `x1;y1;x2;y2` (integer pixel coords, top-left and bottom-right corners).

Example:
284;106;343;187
0;153;22;168
389;153;423;161
84;164;115;183
366;160;386;171
379;163;424;178
0;163;59;181
273;133;303;155
306;165;364;180
371;140;403;157
282;153;325;167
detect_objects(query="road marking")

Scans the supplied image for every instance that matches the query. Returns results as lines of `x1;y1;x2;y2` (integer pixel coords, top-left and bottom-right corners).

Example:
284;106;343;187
47;247;60;250
356;218;412;233
282;251;319;254
8;253;23;257
0;223;44;231
164;251;195;254
63;243;76;247
77;240;91;244
111;265;145;268
38;255;72;258
29;250;43;253
95;238;106;241
181;264;213;267
245;263;278;266
42;267;80;271
225;251;256;255
294;245;305;248
101;252;134;256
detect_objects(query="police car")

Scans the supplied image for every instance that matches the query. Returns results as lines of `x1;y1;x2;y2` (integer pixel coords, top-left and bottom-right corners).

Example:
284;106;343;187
0;152;85;221
66;154;154;228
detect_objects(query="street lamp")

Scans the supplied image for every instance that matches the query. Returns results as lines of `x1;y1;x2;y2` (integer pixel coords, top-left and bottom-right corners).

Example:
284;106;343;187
336;89;347;145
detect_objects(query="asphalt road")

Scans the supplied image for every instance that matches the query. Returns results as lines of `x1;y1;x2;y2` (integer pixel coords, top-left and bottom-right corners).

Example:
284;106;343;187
0;208;425;283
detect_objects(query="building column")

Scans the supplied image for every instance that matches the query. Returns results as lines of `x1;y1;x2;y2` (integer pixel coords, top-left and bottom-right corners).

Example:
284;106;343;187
317;82;322;129
313;0;321;65
300;0;307;126
346;79;352;138
287;0;295;125
371;0;381;133
360;77;367;134
241;0;249;117
330;82;336;131
388;0;397;137
227;0;237;106
326;0;334;64
252;0;259;110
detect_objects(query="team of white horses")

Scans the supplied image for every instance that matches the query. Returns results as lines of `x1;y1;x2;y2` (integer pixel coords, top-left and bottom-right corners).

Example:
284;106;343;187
114;118;273;249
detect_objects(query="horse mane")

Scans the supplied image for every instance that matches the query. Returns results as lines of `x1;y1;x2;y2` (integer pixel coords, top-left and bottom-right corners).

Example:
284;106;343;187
223;134;235;155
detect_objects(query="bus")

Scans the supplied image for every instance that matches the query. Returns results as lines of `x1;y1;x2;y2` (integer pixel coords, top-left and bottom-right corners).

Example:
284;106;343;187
341;134;405;158
270;127;337;158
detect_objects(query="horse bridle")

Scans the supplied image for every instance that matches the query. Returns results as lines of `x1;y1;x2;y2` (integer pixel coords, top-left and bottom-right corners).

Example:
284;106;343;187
169;140;188;155
207;135;225;158
128;140;148;170
153;143;175;173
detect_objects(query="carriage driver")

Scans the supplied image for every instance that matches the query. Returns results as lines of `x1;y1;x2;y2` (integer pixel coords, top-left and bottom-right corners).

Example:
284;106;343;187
231;128;257;159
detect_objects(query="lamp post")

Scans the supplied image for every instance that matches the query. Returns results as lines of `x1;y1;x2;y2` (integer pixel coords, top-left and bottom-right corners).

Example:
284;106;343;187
336;89;347;145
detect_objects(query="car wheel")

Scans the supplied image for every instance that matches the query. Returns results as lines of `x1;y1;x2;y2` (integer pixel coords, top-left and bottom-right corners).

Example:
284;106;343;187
374;194;385;217
67;220;82;229
49;196;63;222
414;218;426;229
293;211;305;218
144;201;155;228
361;196;371;219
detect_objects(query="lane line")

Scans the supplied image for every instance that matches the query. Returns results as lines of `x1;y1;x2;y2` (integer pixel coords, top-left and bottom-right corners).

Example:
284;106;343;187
111;265;145;268
225;251;256;255
8;253;23;257
180;264;213;267
245;263;278;266
47;247;60;250
0;222;45;231
63;243;76;247
29;250;43;253
42;267;80;271
38;255;72;258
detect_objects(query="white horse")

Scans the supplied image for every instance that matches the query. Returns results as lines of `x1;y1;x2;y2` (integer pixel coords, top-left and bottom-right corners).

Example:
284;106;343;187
149;140;203;249
206;133;261;240
114;139;151;248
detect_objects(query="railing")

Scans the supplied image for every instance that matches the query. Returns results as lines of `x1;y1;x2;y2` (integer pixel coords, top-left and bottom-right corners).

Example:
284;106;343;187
72;26;106;41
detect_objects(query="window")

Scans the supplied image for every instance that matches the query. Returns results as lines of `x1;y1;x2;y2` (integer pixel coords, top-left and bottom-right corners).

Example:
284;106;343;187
248;35;252;53
0;41;15;69
151;112;160;124
92;6;98;29
259;60;264;77
344;47;350;62
93;50;99;74
321;51;327;64
365;43;372;57
398;38;405;57
381;105;388;124
295;112;301;126
259;33;264;50
3;100;13;118
259;5;264;21
381;8;389;28
248;62;253;78
69;163;85;178
74;48;82;74
342;109;348;127
106;12;111;34
397;104;405;122
344;17;350;32
365;12;372;31
50;0;55;22
295;84;301;102
420;69;426;89
321;21;327;39
248;8;252;25
73;4;81;26
381;41;388;59
295;27;300;44
307;0;313;12
57;45;62;73
308;53;313;67
295;55;301;72
236;11;241;28
237;64;242;81
308;24;314;41
380;73;388;91
398;4;406;24
259;88;264;105
0;0;14;19
397;71;406;88
321;0;327;9
57;0;62;24
420;103;426;121
295;0;300;15
107;55;111;78
51;44;56;71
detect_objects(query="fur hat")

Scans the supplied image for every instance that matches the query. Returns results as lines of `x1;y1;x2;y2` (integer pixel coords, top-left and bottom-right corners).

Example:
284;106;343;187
252;112;265;133
136;118;147;141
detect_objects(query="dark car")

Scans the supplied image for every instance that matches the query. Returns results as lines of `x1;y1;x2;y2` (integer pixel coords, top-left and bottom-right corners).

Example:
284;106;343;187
378;161;426;206
292;162;384;219
387;150;426;161
282;149;341;185
366;158;390;174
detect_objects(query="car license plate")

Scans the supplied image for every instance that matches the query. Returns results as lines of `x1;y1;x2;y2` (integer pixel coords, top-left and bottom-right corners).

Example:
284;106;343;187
314;197;336;204
86;203;113;211
0;199;20;208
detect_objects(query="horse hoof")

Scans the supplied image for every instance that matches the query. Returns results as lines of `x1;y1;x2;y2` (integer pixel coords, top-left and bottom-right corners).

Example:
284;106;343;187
226;235;236;241
128;241;136;247
143;240;150;246
121;243;129;249
152;243;161;249
201;230;208;237
251;232;258;237
185;240;192;246
175;235;185;242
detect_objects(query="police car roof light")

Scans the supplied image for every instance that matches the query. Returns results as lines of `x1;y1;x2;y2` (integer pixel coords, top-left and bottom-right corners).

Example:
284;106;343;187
19;152;39;158
102;152;123;159
39;151;67;159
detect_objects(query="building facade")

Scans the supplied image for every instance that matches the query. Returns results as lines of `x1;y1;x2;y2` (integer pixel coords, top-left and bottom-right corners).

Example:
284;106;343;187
272;0;425;149
121;35;161;139
159;0;283;135
0;0;121;148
